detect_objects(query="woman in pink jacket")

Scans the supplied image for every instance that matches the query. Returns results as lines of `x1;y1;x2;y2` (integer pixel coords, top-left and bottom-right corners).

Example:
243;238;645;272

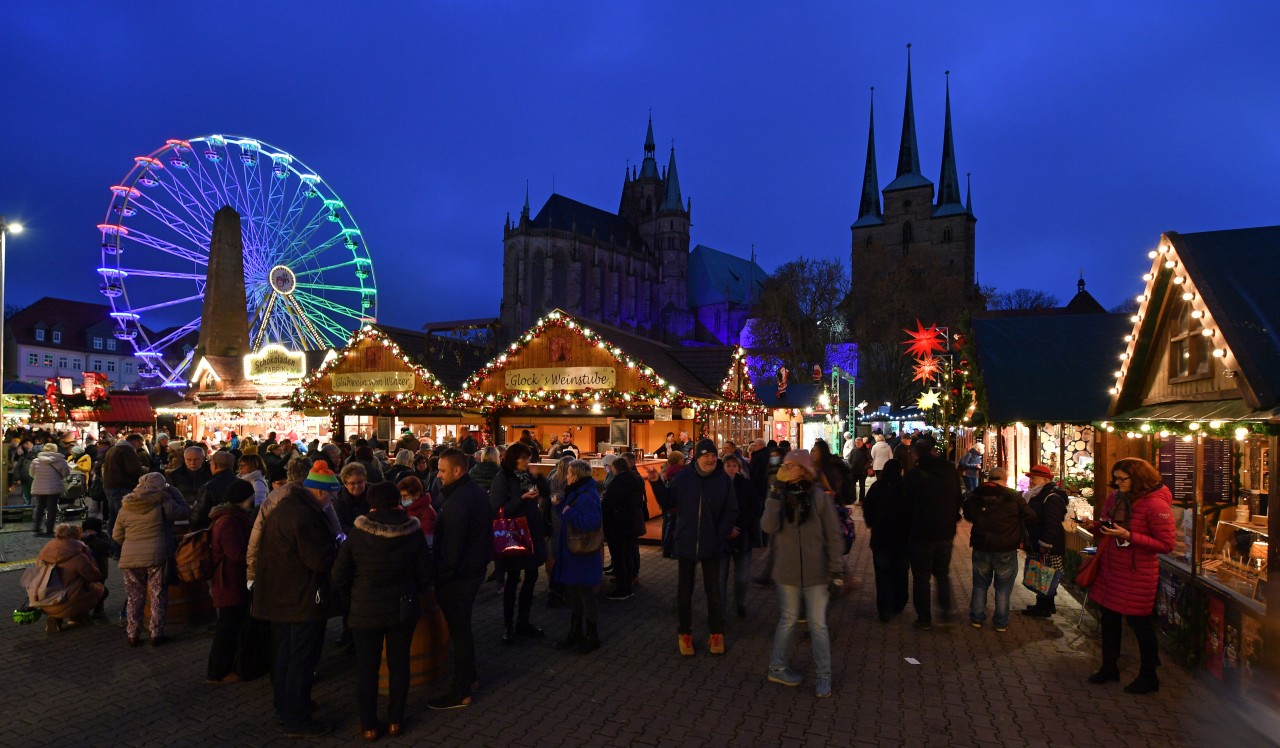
1088;457;1175;694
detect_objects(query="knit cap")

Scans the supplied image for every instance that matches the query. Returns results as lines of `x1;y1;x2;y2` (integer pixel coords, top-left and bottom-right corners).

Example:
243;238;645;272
304;459;340;491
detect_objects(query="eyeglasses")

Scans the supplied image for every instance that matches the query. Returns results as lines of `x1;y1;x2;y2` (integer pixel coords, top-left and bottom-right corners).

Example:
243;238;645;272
344;480;366;488
1113;476;1131;483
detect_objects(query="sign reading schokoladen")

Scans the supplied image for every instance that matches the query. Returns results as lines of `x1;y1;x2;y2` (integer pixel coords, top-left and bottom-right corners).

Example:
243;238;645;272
504;367;617;391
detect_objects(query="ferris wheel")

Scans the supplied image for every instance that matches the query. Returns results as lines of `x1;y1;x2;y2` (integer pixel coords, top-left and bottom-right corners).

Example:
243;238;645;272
98;135;376;386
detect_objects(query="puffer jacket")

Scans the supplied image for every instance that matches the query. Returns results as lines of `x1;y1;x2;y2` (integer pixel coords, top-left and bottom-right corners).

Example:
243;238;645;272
35;538;104;619
1026;483;1069;556
963;482;1034;553
1089;485;1176;616
111;484;190;569
650;462;738;560
760;479;844;587
332;508;431;629
240;471;268;507
490;468;548;565
30;451;70;496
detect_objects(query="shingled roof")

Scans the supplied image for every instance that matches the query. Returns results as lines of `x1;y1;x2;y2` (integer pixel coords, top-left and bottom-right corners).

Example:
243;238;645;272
687;245;767;308
529;194;642;249
375;324;492;392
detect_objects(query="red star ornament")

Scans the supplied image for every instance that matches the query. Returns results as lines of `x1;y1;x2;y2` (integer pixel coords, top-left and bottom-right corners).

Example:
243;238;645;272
902;320;946;359
912;355;943;384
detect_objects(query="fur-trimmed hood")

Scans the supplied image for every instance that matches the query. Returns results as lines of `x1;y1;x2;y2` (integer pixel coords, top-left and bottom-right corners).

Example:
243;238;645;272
354;509;420;538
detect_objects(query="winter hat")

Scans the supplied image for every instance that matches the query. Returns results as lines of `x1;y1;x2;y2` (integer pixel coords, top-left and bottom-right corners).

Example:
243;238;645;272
304;459;340;491
367;481;399;511
42;443;58;452
1026;465;1054;480
266;463;288;485
224;479;256;506
138;472;167;492
694;439;718;459
782;449;816;473
71;446;85;456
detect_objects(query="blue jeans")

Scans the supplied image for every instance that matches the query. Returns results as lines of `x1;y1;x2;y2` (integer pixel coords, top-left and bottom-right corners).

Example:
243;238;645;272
770;584;831;679
969;550;1019;627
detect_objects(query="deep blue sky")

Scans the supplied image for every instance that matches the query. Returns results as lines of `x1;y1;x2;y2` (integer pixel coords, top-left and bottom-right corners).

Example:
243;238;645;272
3;2;1278;332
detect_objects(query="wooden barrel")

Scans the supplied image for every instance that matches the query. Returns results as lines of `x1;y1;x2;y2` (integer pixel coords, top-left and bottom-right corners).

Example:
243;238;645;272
143;578;215;627
379;587;451;695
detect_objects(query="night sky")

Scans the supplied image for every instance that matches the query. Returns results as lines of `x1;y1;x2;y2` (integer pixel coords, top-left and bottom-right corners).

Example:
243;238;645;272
3;2;1278;333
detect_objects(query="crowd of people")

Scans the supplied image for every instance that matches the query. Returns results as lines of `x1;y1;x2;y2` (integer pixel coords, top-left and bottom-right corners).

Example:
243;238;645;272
12;422;1175;739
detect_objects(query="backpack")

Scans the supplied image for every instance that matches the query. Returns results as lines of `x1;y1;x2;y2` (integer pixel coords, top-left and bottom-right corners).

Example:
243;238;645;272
833;502;856;555
174;528;215;583
20;560;68;609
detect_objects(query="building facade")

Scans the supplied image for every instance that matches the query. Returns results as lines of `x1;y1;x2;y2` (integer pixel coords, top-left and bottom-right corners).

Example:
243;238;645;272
850;57;979;324
4;297;152;389
499;118;764;347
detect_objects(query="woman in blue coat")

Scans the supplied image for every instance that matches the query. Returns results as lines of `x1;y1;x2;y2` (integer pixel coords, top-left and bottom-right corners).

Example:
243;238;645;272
551;460;603;654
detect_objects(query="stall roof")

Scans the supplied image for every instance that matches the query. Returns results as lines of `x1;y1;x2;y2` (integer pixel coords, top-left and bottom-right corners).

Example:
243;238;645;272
72;394;155;425
1110;400;1275;423
375;324;491;391
670;346;738;394
2;380;44;395
567;318;720;399
973;312;1131;423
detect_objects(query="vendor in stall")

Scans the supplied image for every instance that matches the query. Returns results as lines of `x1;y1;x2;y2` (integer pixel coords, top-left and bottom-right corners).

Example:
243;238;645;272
548;430;581;460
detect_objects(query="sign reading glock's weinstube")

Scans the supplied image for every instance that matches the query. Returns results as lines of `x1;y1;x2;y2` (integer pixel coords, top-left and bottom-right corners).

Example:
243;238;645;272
504;367;617;391
331;371;415;393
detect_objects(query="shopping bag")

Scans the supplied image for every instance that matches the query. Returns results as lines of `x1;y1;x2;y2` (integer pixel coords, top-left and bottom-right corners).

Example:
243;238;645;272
1022;555;1061;597
492;509;534;559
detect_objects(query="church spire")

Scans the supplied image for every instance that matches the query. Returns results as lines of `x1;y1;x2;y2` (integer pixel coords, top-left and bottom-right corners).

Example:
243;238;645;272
885;44;932;192
853;87;883;227
965;172;974;216
521;181;530;221
935;71;963;211
660;145;683;212
640;113;659;179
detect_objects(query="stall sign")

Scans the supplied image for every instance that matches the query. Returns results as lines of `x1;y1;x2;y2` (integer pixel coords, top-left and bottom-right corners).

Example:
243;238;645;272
504;367;616;391
331;371;415;393
654;407;673;422
245;344;307;383
680;407;695;420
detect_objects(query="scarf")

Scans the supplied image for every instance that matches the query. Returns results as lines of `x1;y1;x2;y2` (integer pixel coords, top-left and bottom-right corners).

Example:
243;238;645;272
1111;490;1134;523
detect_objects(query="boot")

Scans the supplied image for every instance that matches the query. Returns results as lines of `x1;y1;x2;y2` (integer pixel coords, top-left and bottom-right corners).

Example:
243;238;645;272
575;621;600;654
44;617;63;635
1123;670;1159;694
555;615;583;650
1087;661;1120;684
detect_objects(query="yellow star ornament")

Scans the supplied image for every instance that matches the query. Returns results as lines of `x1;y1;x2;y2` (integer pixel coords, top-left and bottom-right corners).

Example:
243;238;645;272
917;390;942;410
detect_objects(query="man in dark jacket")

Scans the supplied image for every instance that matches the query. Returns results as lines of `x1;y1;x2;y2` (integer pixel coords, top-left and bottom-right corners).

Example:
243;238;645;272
646;438;737;656
252;460;340;738
602;454;647;601
1023;464;1069;618
191;451;238;531
102;433;146;534
963;467;1035;631
166;446;212;507
902;438;963;629
849;438;872;504
430;448;494;710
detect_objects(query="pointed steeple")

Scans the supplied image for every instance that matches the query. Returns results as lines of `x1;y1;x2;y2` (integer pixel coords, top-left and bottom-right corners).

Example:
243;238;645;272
853;87;883;228
520;181;530;221
934;71;963;214
640;113;659;179
885;44;932;192
965;172;975;216
660;146;683;212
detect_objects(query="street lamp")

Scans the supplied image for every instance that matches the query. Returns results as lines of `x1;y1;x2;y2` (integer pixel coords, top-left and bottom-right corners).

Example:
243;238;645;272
1;215;24;507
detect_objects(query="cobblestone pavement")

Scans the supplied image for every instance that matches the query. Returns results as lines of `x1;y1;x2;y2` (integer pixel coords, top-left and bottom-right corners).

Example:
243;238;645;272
0;515;1274;747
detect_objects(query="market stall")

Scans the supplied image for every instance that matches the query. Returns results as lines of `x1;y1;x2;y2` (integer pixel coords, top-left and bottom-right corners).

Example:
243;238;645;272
291;325;486;444
1101;226;1280;690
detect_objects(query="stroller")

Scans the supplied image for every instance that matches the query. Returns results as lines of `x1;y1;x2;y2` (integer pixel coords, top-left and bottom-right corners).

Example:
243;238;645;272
58;472;88;522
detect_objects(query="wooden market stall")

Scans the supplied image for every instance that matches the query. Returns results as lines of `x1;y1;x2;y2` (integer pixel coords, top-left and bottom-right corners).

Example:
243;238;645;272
1102;226;1280;694
290;325;488;444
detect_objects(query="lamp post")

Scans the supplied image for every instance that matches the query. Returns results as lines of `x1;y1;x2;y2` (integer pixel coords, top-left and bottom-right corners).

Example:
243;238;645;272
1;215;24;511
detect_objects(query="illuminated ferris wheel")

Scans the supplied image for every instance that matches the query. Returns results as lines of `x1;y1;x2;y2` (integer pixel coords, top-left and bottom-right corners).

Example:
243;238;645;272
98;135;376;386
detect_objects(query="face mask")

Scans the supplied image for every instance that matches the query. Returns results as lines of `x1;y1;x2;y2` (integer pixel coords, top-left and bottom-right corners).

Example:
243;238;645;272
402;498;415;507
769;456;781;465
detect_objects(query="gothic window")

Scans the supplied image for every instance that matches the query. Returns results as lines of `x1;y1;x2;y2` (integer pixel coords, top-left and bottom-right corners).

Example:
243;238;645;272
943;227;953;242
902;222;913;245
1168;298;1210;381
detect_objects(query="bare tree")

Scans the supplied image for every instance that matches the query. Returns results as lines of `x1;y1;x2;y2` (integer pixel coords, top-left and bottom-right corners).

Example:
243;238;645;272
986;288;1060;311
749;258;850;371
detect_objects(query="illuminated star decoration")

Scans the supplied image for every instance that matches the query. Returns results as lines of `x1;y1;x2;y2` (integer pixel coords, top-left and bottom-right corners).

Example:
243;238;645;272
912;354;943;384
902;320;946;359
917;390;942;410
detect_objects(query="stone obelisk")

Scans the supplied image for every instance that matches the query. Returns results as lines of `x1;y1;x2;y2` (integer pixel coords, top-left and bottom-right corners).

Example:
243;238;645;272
195;206;250;358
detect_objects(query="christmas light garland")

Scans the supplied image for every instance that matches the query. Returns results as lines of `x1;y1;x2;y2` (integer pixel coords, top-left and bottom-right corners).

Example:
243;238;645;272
289;325;451;410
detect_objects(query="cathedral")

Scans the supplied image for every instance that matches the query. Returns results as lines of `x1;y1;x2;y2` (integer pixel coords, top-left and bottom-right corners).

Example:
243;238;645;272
851;50;980;324
499;118;765;346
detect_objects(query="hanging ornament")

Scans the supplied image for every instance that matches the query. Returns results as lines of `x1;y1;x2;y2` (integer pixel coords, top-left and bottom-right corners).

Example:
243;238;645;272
912;355;944;384
902;320;946;359
917;390;942;410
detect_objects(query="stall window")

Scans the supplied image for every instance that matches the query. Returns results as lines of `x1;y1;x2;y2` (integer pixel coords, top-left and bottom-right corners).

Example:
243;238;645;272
1168;299;1210;381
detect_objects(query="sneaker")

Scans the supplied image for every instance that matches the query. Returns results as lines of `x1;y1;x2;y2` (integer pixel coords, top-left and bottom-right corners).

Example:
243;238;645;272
815;677;832;698
970;621;983;629
678;634;694;656
708;633;725;655
428;693;472;710
913;620;932;631
604;590;634;601
994;625;1009;633
767;667;803;687
279;719;330;738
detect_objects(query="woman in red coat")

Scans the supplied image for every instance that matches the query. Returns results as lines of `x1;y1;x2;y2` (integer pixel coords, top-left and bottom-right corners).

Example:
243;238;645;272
206;480;256;684
1088;457;1175;694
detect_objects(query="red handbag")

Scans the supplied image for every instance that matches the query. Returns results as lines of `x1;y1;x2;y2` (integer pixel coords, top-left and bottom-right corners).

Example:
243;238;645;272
1074;539;1108;588
492;509;534;559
